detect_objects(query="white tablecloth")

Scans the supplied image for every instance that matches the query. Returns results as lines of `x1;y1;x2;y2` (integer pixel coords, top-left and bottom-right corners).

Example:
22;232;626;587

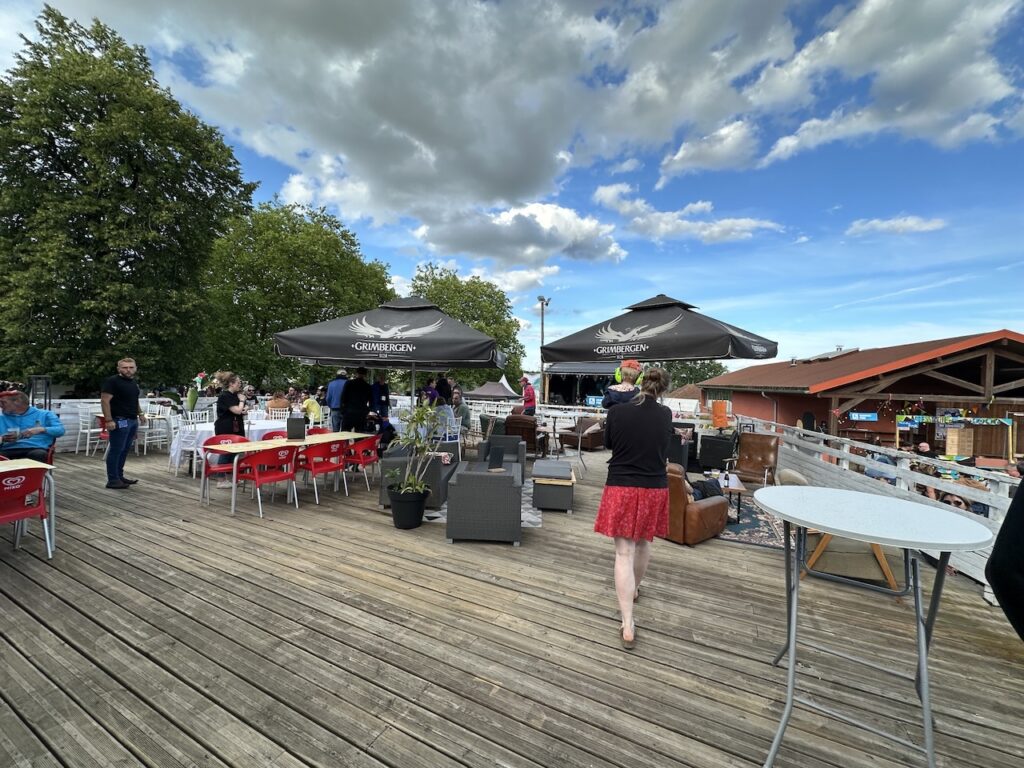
169;419;288;465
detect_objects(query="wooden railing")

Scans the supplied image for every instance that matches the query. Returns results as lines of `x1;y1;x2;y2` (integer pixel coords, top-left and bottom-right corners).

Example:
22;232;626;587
735;414;1017;601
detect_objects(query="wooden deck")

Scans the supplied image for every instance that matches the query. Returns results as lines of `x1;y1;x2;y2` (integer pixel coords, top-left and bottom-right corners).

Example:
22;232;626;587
1;450;1021;768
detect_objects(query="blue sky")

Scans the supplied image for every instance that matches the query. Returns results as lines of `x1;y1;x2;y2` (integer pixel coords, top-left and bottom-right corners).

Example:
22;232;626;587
3;1;1023;371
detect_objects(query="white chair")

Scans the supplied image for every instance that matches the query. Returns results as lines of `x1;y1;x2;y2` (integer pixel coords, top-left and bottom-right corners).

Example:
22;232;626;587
183;410;211;425
139;414;169;454
445;416;463;461
75;410;103;455
267;408;291;421
169;415;203;477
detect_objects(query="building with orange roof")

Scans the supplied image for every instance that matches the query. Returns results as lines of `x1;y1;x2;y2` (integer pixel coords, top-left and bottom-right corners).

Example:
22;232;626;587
699;330;1024;459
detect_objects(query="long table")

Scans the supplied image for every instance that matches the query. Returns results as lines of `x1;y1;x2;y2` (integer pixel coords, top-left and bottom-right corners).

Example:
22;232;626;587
169;419;289;466
202;431;370;515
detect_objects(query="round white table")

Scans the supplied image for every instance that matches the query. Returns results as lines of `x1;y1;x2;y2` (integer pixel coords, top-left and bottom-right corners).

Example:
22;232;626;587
753;486;992;768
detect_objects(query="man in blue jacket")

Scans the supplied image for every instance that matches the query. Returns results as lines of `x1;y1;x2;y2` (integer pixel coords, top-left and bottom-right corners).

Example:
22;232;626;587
325;369;348;431
0;392;65;462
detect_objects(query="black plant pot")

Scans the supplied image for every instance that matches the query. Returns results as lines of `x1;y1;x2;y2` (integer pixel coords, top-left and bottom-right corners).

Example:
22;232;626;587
387;487;429;529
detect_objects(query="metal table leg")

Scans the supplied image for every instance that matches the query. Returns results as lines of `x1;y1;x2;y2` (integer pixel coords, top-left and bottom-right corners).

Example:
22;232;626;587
766;533;948;767
765;520;803;765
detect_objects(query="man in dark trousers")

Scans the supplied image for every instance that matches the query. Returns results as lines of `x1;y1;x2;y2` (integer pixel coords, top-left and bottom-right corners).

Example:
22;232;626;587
100;357;146;489
325;368;348;432
340;367;373;432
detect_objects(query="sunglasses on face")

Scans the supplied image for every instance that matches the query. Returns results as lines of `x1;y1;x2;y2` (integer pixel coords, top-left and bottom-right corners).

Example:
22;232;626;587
942;497;967;508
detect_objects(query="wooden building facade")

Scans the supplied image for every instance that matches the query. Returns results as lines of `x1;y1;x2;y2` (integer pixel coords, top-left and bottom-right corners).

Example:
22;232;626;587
700;330;1024;460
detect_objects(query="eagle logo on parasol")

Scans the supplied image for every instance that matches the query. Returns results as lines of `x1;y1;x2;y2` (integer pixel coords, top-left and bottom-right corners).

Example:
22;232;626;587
594;313;683;342
349;316;444;339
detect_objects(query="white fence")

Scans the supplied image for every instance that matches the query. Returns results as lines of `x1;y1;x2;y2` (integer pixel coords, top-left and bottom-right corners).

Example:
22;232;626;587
736;415;1017;601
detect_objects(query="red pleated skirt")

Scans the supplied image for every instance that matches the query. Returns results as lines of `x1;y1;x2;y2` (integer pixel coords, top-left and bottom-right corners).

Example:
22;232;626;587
594;485;669;541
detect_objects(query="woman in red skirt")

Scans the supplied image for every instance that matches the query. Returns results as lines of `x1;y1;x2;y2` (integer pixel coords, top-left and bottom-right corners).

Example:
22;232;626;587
594;366;673;649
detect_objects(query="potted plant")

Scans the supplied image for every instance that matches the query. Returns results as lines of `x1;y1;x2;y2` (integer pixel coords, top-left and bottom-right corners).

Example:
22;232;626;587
385;402;447;529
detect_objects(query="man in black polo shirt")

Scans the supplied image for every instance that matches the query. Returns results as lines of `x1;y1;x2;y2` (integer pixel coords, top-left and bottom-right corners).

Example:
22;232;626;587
100;357;147;489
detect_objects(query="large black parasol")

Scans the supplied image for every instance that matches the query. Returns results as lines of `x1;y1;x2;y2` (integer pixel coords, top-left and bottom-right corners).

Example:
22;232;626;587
541;294;777;363
275;296;506;370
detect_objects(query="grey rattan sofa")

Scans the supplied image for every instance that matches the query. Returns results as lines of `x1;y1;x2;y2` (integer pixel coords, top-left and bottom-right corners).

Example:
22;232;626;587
446;463;524;545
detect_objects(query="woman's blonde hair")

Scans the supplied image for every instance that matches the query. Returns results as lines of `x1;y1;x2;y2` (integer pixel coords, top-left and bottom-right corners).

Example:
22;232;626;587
213;370;239;389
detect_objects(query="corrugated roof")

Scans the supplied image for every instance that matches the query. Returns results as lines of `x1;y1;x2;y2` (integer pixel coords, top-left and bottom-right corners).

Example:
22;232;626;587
700;330;1024;393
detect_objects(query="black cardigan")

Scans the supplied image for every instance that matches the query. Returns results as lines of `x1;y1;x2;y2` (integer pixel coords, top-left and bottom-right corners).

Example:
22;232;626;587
603;397;673;488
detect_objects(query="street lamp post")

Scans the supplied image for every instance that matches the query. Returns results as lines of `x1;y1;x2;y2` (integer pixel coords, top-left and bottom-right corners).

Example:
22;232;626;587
537;295;550;404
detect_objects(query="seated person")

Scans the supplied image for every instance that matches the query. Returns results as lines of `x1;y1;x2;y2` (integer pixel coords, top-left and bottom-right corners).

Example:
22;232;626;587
451;389;472;432
265;391;291;412
301;392;321;423
941;478;990;518
0;392;65;462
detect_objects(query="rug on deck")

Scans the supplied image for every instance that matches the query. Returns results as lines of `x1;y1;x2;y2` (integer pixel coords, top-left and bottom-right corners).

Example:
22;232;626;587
716;497;785;549
423;478;543;528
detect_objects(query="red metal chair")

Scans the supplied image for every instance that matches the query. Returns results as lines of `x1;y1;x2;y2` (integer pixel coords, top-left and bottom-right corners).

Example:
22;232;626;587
0;466;53;559
91;414;109;456
308;427;331;435
199;434;250;502
296;438;349;502
236;444;300;517
344;434;381;491
260;430;288;440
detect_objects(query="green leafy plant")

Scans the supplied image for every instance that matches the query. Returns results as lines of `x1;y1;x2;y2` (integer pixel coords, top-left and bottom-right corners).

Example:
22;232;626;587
386;402;448;494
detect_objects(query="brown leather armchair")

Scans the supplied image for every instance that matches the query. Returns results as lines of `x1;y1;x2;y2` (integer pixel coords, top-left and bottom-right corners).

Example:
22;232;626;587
558;416;604;451
504;414;548;457
725;433;779;487
662;463;728;545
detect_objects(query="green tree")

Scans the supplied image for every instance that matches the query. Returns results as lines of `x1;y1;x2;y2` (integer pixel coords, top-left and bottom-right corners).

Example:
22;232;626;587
409;263;525;389
202;201;392;388
659;360;729;389
0;6;254;390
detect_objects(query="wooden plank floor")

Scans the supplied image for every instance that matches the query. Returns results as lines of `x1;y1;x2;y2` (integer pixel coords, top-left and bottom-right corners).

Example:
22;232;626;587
1;450;1022;768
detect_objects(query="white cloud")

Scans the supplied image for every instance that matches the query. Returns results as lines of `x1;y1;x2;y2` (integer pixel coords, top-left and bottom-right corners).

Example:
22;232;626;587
753;1;1019;165
845;216;948;236
610;158;642;174
415;203;625;266
0;2;37;73
657;120;759;187
793;235;809;244
831;276;968;309
591;184;651;217
467;265;560;292
389;274;413;297
593;187;780;244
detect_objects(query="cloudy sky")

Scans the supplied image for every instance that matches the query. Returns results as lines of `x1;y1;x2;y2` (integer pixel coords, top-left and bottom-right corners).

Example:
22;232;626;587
4;1;1024;370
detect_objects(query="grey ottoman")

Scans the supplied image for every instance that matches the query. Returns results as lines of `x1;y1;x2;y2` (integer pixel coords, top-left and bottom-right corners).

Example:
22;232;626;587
532;459;574;513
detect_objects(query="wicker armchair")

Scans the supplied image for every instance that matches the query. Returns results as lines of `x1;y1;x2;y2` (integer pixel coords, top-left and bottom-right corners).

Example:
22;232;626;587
477;436;526;466
378;441;460;509
446;464;524;545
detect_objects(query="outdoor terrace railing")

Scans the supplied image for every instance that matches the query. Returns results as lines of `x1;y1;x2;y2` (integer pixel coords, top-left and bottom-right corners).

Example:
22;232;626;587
735;413;1018;603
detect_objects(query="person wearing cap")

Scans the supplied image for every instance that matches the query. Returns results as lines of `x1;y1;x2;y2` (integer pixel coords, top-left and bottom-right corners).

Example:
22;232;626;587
520;375;536;415
326;368;348;432
602;359;642;410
